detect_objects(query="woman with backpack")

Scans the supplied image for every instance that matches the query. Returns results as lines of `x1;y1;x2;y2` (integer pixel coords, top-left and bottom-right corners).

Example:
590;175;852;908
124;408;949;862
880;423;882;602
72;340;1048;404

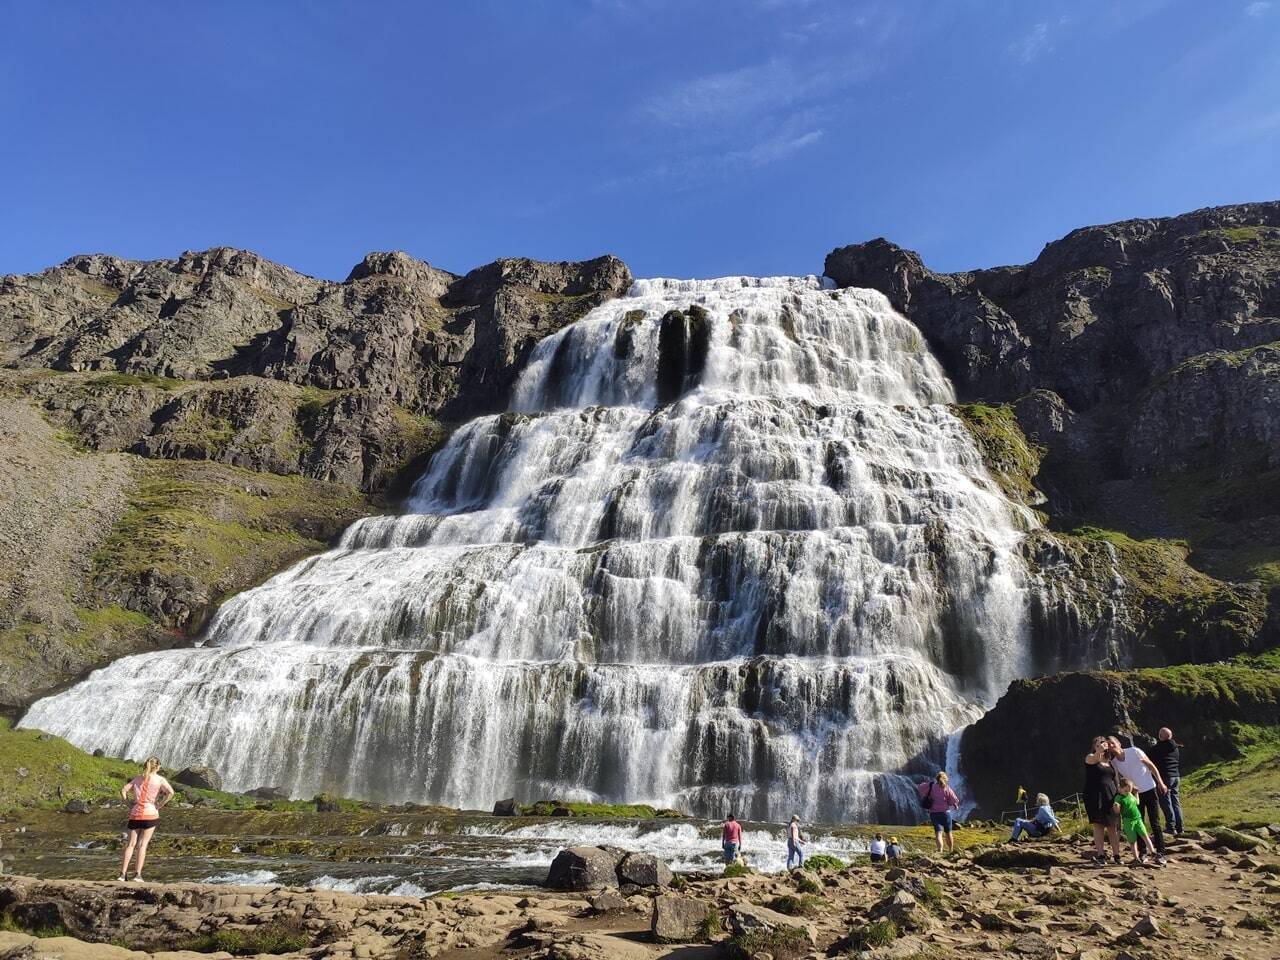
917;771;961;853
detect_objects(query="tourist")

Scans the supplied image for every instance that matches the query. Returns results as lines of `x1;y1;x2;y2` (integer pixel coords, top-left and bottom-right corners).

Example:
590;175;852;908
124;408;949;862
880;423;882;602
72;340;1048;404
917;771;961;853
1113;777;1157;865
869;832;887;863
1084;735;1122;864
885;837;902;863
1149;727;1183;835
1009;793;1059;841
118;756;174;882
722;813;743;865
1108;734;1168;865
786;815;806;869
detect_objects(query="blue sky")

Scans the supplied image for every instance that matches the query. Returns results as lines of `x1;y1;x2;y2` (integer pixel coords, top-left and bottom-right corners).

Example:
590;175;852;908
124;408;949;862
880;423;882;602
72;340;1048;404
2;1;1277;280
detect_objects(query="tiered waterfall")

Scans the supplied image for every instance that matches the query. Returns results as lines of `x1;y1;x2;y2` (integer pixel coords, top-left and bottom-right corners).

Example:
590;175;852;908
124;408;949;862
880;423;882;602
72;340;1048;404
23;277;1035;822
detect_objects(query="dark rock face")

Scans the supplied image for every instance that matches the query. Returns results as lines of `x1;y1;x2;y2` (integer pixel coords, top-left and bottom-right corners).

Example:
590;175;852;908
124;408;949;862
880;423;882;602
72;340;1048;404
173;766;222;791
828;203;1280;664
959;663;1280;816
492;798;519;816
656;305;711;405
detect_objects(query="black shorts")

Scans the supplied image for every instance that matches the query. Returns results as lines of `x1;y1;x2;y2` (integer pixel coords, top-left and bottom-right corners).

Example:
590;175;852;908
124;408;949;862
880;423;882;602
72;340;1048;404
127;819;158;832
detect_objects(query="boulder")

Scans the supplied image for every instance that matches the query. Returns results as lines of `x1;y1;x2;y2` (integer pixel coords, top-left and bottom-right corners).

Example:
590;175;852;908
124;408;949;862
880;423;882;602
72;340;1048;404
173;765;223;791
493;798;519;816
651;894;713;943
545;846;625;891
314;793;340;813
617;852;673;888
869;889;938;934
62;799;90;814
588;889;628;914
726;901;816;944
245;786;289;801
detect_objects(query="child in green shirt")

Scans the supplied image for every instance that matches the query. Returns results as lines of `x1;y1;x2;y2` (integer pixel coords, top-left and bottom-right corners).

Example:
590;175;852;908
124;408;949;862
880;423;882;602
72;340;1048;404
1112;778;1155;864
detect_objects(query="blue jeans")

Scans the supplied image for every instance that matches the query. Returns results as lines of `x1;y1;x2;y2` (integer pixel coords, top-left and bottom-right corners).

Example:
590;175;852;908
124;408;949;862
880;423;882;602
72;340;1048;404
1158;777;1183;834
929;811;953;834
787;840;804;868
1010;818;1047;841
723;842;738;864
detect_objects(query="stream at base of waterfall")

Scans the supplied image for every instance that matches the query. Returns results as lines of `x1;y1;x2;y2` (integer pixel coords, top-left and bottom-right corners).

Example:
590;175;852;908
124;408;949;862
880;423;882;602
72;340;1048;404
22;276;1037;824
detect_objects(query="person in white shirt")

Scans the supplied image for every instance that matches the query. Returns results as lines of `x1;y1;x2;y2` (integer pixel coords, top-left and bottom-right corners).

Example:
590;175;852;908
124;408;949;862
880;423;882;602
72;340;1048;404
1108;734;1169;864
869;832;887;862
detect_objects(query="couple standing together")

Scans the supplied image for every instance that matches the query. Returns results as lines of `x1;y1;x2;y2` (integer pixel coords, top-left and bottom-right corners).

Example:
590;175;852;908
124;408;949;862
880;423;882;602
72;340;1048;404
1083;731;1181;866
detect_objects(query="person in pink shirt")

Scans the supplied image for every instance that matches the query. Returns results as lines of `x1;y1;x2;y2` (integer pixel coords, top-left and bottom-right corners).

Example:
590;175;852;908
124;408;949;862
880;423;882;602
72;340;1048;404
916;771;961;853
117;756;174;882
721;813;743;865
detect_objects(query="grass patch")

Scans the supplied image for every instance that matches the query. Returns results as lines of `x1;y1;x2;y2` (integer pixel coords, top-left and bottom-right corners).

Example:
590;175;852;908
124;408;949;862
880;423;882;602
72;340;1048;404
1208;826;1271;852
793;873;822;895
767;894;822;917
973;847;1075;870
1199;225;1277;245
1238;913;1274;931
87;372;182;391
728;926;810;960
803;853;846;871
0;913;70;939
1037;885;1094;907
847;918;898;950
179;918;310;955
697;910;721;941
722;862;749;878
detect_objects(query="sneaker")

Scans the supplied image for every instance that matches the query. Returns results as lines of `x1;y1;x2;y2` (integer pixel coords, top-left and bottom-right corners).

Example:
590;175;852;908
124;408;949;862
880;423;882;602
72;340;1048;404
132;875;144;882
1130;857;1145;866
1112;854;1123;865
116;875;126;882
1090;853;1106;865
1153;854;1168;866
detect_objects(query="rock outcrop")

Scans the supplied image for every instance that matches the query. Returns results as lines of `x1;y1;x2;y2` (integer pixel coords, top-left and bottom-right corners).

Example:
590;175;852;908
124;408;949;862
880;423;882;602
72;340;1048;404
828;204;1280;667
545;847;674;892
0;247;631;712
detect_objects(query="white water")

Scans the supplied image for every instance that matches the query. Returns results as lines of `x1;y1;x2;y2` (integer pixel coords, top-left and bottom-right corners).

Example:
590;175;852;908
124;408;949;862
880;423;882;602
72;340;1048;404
23;276;1033;821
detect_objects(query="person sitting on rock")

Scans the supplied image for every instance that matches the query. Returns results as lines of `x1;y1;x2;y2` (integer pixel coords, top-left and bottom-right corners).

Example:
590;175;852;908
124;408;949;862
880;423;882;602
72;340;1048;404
869;832;887;862
722;813;742;865
885;837;902;862
1009;793;1059;841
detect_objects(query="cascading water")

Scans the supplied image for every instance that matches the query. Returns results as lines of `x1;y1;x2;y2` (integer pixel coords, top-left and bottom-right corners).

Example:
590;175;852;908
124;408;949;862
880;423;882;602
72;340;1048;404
23;276;1034;822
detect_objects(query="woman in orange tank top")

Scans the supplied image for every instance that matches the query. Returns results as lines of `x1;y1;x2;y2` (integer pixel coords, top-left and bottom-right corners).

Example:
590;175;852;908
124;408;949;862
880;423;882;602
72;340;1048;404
118;756;173;882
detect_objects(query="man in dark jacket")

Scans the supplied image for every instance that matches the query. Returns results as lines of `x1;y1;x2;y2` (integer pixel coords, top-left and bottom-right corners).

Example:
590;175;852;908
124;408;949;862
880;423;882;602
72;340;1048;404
1149;727;1183;835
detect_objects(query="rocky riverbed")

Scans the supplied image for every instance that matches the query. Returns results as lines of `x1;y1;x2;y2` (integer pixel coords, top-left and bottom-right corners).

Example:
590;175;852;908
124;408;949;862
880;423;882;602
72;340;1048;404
2;828;1279;959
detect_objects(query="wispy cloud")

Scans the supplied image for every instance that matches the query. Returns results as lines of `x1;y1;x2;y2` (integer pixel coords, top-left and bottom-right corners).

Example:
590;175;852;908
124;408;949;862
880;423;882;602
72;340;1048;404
1245;1;1271;15
1007;19;1065;65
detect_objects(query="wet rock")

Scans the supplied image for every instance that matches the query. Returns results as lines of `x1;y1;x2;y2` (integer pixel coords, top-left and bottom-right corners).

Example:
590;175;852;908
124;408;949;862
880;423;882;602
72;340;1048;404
62;799;90;814
617;852;673;888
493;797;519;816
545;846;625;891
173;765;222;792
651;894;712;942
313;793;340;813
245;786;289;801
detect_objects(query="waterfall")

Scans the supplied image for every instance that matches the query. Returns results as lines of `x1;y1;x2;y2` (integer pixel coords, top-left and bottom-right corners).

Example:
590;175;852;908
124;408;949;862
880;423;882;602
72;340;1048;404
22;276;1033;822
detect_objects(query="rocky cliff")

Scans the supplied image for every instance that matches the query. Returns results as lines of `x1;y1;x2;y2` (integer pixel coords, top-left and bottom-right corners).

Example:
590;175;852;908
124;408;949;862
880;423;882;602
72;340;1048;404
0;248;631;712
825;202;1280;810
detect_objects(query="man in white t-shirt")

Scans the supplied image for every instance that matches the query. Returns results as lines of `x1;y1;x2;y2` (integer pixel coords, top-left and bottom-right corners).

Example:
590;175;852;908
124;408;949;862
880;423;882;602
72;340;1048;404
1109;734;1169;863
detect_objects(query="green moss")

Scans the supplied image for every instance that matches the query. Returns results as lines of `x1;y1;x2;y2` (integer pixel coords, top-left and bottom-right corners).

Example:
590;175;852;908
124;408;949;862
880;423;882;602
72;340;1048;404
92;460;368;611
1238;912;1274;931
86;372;182;390
179;918;310;955
728;925;810;960
1037;885;1093;907
952;403;1046;507
803;853;846;871
973;847;1075;869
1208;825;1271;852
767;894;822;917
849;918;899;950
74;606;152;632
1199;225;1276;245
793;872;822;895
517;800;672;818
722;862;749;878
0;913;70;939
697;909;722;941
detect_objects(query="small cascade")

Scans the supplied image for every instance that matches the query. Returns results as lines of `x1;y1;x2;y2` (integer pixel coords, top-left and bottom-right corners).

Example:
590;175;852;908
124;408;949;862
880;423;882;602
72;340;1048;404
23;276;1034;822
